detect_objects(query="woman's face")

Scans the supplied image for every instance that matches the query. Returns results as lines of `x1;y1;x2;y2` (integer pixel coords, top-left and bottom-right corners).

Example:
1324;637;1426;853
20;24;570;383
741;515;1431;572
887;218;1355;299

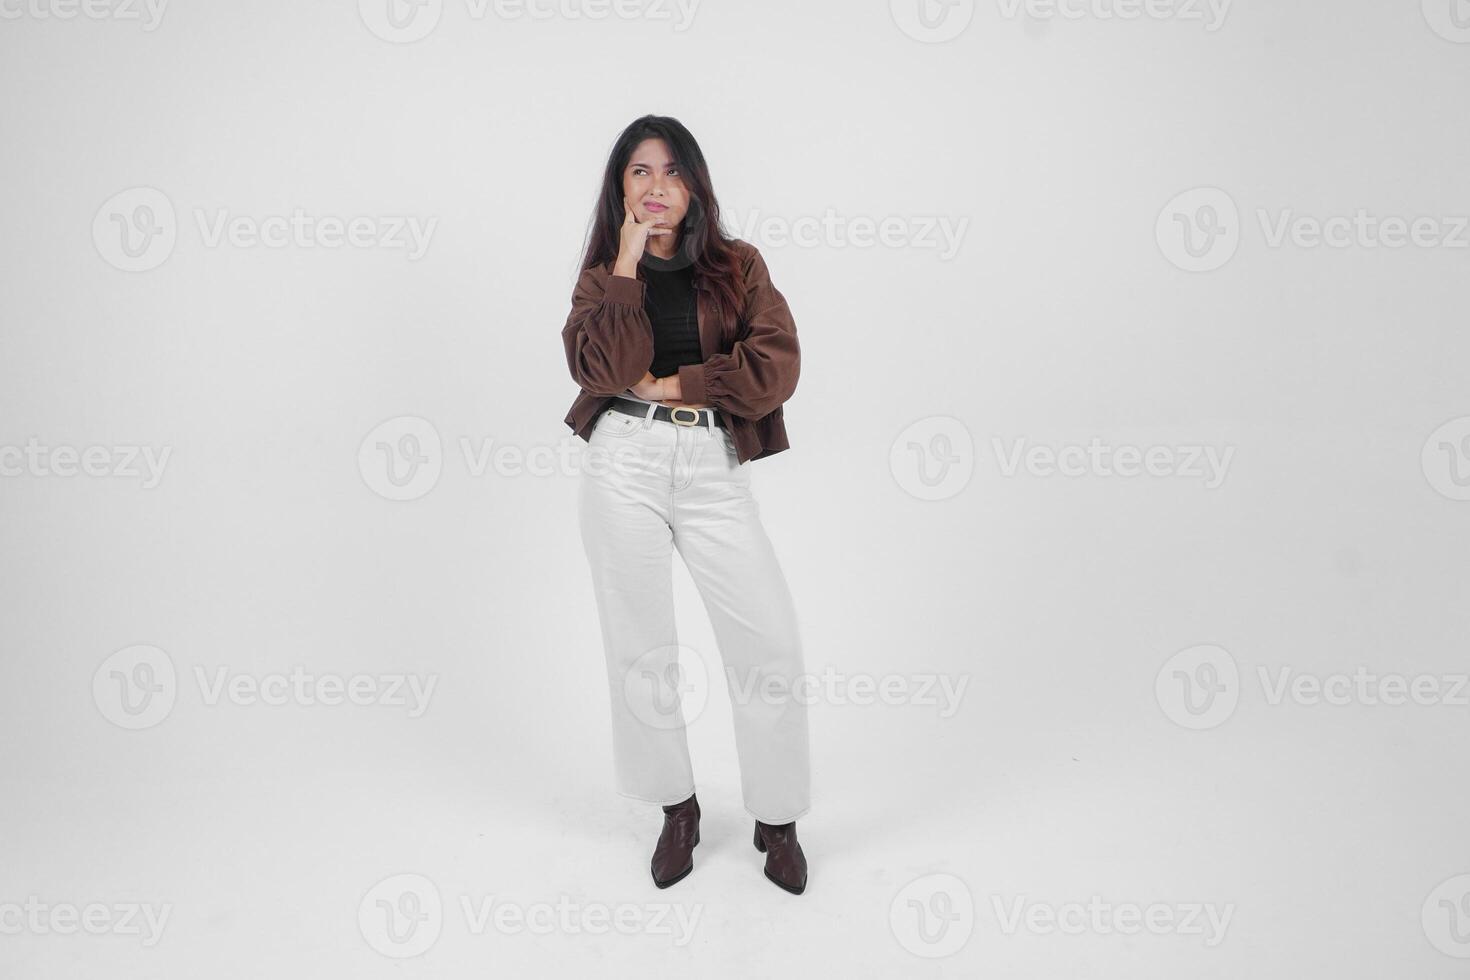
621;137;689;232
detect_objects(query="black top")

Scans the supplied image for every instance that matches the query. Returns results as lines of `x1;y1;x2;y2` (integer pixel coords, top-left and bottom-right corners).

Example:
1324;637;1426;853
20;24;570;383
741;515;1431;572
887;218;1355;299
640;250;702;378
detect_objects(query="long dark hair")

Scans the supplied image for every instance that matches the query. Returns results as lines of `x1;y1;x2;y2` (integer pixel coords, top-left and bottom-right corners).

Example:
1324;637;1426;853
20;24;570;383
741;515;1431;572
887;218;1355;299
578;114;745;326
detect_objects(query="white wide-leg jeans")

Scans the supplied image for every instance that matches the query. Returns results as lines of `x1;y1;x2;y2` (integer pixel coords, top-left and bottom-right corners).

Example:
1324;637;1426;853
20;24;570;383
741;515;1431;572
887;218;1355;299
577;404;811;825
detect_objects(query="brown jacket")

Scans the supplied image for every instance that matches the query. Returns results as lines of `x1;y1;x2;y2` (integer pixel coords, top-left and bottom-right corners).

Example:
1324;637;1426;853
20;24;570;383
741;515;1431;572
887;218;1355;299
561;238;799;463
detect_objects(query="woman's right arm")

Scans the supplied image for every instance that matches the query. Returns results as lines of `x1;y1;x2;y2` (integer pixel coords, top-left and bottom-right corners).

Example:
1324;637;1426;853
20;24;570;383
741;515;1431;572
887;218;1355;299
560;268;655;396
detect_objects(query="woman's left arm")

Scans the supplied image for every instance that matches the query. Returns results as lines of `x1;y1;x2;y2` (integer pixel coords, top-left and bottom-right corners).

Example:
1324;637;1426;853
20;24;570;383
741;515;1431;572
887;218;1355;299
673;244;800;419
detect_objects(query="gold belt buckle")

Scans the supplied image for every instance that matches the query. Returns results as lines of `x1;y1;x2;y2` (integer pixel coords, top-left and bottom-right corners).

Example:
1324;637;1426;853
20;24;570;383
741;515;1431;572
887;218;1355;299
669;407;700;426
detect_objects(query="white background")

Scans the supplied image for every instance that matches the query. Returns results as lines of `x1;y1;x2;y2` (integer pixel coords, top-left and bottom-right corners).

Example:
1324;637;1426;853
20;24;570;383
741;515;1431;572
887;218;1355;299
2;0;1469;976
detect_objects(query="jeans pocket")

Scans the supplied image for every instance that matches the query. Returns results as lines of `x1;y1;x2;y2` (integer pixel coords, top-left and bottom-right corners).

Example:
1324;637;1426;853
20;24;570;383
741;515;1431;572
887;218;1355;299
594;409;643;439
719;430;748;479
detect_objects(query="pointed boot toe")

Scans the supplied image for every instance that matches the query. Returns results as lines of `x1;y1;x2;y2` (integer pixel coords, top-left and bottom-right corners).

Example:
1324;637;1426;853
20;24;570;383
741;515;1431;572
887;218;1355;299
754;819;807;895
651;793;701;888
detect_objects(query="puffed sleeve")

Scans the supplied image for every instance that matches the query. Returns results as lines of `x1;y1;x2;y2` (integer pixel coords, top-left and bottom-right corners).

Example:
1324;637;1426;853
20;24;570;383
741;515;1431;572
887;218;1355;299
561;267;655;395
675;244;800;419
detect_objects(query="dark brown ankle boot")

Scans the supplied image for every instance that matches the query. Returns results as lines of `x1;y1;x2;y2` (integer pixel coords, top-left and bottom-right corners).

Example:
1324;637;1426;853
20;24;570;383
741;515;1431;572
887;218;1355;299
650;793;701;888
753;819;807;895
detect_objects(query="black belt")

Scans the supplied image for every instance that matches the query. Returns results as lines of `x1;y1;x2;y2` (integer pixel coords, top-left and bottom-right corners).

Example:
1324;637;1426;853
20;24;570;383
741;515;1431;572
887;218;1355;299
607;395;726;429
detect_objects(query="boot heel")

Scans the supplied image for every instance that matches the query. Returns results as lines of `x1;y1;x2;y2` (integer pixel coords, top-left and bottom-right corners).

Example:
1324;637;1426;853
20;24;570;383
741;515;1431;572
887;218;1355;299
753;824;767;852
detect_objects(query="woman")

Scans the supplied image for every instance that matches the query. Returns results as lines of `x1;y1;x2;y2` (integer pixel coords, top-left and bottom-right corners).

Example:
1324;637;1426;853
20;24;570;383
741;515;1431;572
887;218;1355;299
560;115;810;895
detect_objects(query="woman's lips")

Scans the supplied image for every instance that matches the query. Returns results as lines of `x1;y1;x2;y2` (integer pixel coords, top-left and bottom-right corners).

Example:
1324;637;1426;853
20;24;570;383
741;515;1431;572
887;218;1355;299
645;202;668;211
